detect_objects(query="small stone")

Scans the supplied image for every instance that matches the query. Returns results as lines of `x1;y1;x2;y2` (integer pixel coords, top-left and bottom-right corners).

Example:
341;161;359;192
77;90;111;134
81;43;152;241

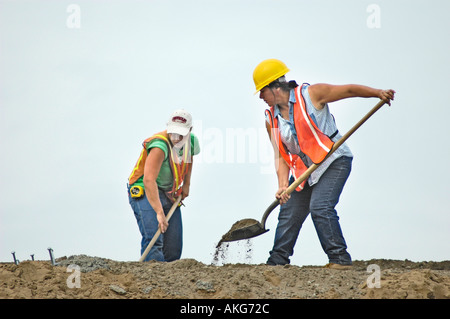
196;280;215;292
142;286;153;294
109;284;127;295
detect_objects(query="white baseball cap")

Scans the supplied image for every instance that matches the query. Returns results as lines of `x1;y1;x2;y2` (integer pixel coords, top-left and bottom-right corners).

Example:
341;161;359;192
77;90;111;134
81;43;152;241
166;109;192;136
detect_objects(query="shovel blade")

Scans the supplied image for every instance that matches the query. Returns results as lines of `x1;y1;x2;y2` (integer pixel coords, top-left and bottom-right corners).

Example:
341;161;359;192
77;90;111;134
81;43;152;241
218;218;269;245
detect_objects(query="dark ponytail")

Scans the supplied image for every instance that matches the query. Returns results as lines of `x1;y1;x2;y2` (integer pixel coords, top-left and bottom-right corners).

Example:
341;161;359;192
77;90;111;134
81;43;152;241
288;80;298;89
268;77;298;92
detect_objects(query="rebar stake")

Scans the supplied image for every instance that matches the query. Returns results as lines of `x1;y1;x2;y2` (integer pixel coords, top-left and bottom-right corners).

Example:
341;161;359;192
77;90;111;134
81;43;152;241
11;251;19;265
47;247;56;266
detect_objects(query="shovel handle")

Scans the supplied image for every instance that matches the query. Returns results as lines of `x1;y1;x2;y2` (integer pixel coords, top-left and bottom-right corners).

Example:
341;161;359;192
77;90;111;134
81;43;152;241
261;99;386;227
139;194;182;262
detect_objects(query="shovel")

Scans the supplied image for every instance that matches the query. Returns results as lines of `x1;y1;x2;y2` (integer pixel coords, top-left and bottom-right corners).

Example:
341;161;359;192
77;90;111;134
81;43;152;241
218;99;387;245
139;194;182;262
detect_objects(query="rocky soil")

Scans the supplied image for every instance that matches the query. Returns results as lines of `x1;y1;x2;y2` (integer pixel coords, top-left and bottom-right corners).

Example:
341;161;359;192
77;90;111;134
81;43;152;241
1;254;449;299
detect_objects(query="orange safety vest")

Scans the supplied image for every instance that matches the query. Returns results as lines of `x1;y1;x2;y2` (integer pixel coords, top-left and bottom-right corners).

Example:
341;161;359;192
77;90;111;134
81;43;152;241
265;84;335;191
128;131;191;202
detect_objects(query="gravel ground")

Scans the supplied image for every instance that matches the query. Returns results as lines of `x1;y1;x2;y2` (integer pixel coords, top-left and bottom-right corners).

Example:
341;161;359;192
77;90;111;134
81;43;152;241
1;254;449;299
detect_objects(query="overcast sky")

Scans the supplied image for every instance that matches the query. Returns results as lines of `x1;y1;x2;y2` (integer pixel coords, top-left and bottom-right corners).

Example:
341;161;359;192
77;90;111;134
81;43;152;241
1;0;449;266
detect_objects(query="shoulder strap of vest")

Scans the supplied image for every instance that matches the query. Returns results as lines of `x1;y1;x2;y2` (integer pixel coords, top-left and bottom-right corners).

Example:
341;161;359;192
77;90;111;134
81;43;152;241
142;131;171;149
265;108;274;128
265;107;293;159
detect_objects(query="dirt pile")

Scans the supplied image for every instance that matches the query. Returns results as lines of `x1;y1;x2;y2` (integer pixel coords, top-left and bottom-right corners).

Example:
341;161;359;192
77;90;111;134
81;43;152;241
1;255;449;299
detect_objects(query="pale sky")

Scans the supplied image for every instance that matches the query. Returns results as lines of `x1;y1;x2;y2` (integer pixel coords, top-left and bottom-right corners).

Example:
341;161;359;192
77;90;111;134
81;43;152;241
1;0;449;266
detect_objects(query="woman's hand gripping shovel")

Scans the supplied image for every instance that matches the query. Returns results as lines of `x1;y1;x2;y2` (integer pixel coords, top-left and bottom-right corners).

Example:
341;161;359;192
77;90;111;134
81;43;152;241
217;99;387;247
139;195;183;262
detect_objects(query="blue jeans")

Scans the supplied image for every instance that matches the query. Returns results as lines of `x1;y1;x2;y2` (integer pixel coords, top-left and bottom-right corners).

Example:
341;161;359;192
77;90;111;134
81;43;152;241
128;187;183;262
267;156;353;266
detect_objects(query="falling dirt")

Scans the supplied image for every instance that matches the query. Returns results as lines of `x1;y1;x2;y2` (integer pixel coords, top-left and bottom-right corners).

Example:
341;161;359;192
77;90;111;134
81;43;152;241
1;255;449;299
212;242;230;266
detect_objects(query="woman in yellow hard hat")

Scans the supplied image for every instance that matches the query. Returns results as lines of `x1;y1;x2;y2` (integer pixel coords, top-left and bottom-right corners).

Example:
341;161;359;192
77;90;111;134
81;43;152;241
253;58;395;268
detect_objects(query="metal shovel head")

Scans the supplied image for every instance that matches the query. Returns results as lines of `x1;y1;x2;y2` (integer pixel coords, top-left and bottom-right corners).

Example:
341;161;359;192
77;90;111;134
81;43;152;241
217;218;269;246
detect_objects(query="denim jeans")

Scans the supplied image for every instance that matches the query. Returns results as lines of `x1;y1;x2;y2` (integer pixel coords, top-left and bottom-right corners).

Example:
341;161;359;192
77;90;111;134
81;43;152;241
267;156;353;266
128;187;182;262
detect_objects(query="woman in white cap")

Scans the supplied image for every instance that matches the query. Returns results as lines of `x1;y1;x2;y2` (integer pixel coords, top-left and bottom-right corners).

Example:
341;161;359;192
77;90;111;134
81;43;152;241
253;59;395;268
128;109;200;262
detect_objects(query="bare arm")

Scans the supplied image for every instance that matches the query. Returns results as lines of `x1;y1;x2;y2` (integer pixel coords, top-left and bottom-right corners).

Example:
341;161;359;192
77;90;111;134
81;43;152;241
143;147;169;233
308;83;395;109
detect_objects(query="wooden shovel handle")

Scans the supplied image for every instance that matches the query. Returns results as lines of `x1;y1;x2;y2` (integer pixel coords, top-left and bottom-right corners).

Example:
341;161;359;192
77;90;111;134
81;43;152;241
139;195;182;262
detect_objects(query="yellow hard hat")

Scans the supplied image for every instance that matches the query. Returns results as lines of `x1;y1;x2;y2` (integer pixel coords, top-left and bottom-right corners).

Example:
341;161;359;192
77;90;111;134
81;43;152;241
253;59;290;94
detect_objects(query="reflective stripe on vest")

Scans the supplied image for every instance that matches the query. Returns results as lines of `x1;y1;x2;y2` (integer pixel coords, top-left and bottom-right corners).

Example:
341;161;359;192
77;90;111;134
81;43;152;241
265;84;335;191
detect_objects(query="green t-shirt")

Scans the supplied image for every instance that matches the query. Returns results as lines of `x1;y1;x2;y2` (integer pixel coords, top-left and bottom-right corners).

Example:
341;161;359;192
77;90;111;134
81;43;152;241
132;133;200;191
